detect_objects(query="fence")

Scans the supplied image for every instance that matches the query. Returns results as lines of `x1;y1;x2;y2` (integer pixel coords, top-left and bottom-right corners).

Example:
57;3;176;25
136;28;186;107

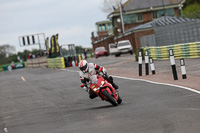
144;42;200;60
47;57;65;68
26;53;94;69
140;34;156;47
153;17;200;46
27;56;47;67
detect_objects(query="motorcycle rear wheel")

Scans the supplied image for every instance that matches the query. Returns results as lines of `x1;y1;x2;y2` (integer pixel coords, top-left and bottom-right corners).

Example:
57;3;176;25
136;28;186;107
102;90;118;106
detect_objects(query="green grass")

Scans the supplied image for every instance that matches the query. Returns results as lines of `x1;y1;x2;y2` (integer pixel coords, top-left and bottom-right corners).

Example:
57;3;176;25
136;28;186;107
0;62;25;71
0;64;10;71
0;65;4;71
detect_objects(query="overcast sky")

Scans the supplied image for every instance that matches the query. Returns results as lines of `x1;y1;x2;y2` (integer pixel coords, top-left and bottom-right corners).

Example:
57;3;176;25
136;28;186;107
0;0;110;53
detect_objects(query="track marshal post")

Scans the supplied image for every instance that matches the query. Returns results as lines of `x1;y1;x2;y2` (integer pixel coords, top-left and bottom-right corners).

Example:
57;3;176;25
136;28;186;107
138;51;142;76
169;49;178;80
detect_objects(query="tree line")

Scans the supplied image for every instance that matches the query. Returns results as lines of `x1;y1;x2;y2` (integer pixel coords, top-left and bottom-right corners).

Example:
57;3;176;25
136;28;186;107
0;44;93;65
183;0;200;18
0;44;43;65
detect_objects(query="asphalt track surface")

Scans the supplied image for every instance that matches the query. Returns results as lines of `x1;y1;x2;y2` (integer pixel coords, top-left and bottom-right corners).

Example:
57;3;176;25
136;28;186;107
0;56;200;133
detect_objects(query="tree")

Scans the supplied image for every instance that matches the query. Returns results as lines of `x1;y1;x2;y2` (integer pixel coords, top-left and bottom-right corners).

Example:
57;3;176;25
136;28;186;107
75;46;83;54
184;0;200;6
0;44;16;64
75;46;93;54
183;3;200;18
7;54;18;63
32;49;41;57
183;1;200;18
17;49;31;62
100;0;126;13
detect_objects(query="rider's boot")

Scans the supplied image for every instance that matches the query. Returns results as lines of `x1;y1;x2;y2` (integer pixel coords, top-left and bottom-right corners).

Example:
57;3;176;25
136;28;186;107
106;76;118;90
111;82;119;90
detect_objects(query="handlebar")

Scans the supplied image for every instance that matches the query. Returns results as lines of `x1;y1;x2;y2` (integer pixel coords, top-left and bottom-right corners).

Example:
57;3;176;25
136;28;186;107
96;70;107;77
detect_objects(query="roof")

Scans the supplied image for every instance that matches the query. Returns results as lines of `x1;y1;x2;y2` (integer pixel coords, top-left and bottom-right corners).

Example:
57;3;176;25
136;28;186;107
95;20;112;25
124;0;182;11
124;16;197;34
93;15;196;44
111;0;184;15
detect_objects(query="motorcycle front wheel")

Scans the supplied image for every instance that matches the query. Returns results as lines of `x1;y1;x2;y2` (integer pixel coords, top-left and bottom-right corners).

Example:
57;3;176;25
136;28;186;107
102;90;118;106
117;95;122;104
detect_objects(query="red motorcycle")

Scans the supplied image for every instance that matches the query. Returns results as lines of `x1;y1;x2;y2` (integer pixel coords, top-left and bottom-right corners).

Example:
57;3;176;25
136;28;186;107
81;72;122;106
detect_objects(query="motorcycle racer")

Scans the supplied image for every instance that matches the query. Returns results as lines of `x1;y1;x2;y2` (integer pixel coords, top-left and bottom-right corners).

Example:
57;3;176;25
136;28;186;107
79;60;119;99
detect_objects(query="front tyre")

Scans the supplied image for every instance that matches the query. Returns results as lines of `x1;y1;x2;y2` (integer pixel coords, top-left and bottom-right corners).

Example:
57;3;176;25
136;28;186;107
102;90;118;106
117;95;122;104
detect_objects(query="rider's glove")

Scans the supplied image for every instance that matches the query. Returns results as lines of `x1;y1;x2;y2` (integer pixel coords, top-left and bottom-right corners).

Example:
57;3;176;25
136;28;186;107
99;67;103;72
99;67;107;75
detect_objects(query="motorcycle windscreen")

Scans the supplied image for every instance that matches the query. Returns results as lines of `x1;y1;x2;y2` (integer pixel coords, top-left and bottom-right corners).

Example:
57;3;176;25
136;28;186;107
89;75;98;84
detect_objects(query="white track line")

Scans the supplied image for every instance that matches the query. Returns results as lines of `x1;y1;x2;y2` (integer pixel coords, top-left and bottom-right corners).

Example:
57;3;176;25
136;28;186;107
63;69;200;95
112;75;200;95
4;128;8;132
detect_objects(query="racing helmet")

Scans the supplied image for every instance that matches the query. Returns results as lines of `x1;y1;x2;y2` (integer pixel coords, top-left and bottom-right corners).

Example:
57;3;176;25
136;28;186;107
79;60;88;73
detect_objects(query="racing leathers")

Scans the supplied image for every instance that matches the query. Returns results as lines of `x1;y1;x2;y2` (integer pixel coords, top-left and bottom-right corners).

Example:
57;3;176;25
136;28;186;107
79;63;118;99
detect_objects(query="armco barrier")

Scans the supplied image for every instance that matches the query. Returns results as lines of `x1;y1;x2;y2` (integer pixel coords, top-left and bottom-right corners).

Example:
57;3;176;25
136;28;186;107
47;57;65;68
144;42;200;60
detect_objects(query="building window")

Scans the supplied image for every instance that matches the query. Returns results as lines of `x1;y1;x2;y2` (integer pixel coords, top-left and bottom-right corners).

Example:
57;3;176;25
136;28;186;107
98;25;101;31
101;24;106;31
129;14;137;23
137;13;143;22
107;23;112;30
155;9;175;18
152;11;158;19
165;8;175;16
123;15;129;24
98;24;106;31
123;14;141;24
158;9;165;17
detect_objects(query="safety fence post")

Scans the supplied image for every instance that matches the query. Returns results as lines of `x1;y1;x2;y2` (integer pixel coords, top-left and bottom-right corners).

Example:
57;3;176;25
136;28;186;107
149;57;156;75
78;54;81;62
169;49;178;80
180;58;187;79
145;50;149;75
138;51;142;76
